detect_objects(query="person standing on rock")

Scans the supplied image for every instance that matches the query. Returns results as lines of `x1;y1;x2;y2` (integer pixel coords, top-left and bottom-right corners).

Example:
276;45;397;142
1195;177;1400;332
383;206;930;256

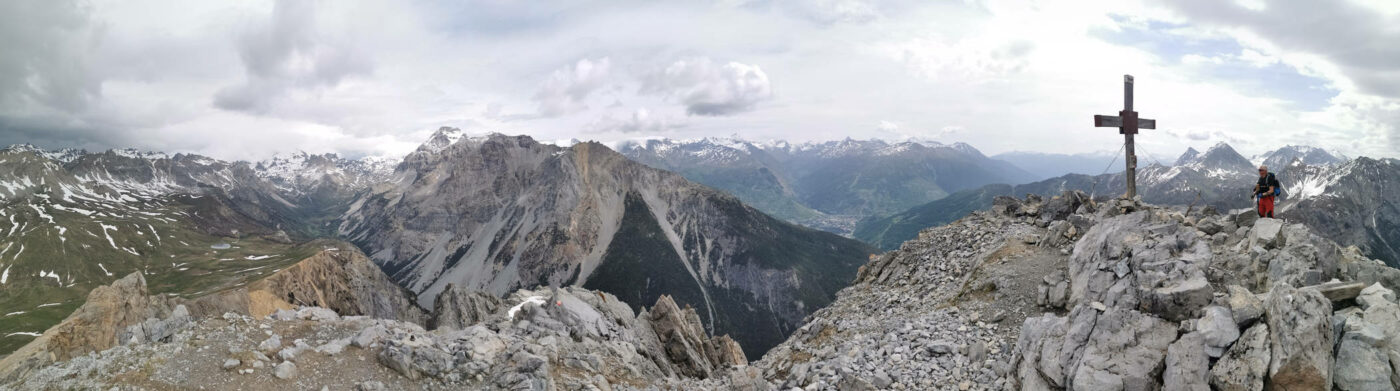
1254;165;1280;218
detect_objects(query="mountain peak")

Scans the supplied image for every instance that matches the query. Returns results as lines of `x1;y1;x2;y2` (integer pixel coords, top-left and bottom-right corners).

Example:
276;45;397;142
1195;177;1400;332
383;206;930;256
1175;147;1200;166
1256;145;1346;169
418;127;467;153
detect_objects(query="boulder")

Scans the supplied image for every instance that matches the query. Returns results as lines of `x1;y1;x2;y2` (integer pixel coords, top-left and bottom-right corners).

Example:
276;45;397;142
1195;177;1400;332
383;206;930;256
1265;285;1334;390
1225;285;1265;328
1210;322;1271;391
1197;217;1225;236
992;196;1023;217
1358;283;1396;310
1040;190;1088;222
1164;332;1210;391
1235;210;1260;228
1334;316;1392;391
1248;218;1286;250
1197;306;1240;358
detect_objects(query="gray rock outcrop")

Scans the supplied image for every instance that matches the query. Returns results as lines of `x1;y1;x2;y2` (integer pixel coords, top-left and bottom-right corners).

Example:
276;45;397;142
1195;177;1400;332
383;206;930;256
1210;322;1271;391
429;284;502;330
1266;284;1335;390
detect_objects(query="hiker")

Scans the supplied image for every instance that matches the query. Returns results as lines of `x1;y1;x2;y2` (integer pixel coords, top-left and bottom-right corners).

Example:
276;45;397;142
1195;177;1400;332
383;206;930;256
1254;165;1280;218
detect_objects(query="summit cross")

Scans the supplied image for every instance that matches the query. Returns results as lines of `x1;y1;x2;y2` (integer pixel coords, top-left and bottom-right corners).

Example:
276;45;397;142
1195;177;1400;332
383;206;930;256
1093;74;1157;199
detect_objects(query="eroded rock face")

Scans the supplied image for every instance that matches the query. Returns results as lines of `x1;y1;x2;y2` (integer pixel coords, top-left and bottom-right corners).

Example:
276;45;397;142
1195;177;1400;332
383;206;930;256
1068;211;1213;321
1266;284;1335;390
429;284;502;330
247;248;427;324
0;273;184;383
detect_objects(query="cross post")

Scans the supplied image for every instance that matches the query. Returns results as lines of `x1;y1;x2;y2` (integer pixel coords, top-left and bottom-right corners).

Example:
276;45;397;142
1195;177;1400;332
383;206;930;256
1093;74;1156;199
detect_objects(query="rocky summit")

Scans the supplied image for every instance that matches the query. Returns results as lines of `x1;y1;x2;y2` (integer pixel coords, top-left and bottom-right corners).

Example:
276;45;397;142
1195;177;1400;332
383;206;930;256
8;183;1400;390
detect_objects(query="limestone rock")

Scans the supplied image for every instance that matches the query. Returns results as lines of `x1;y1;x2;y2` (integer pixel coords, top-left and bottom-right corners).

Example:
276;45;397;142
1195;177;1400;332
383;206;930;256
1197;306;1240;358
1225;285;1265;328
0;272;167;383
1265;285;1334;390
274;361;297;380
1210;322;1270;391
1248;218;1286;250
429;284;502;330
1164;332;1210;391
1334;317;1391;391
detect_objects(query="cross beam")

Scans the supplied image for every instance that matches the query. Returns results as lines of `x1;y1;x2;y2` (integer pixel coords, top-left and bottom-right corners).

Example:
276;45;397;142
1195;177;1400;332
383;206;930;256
1093;74;1157;199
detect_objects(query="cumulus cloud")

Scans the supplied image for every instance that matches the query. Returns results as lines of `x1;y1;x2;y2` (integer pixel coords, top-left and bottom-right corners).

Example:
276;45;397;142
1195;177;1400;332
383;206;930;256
213;0;372;113
586;108;684;133
533;57;612;117
642;57;773;116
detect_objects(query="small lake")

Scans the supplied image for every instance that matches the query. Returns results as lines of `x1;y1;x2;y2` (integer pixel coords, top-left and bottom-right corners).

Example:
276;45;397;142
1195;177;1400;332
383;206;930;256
210;243;231;250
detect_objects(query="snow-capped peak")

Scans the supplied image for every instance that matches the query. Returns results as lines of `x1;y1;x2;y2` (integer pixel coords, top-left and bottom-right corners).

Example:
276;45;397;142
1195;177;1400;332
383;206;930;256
419;127;467;153
110;148;169;160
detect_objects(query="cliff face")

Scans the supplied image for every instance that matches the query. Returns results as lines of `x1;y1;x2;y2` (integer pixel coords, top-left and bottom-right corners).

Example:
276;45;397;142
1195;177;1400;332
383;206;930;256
340;130;873;356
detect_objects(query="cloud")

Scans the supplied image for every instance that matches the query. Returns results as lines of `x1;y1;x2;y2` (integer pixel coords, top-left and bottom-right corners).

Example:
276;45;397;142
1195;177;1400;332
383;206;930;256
1158;0;1400;98
0;0;101;113
641;57;773;116
532;57;612;117
213;0;372;113
586;108;684;133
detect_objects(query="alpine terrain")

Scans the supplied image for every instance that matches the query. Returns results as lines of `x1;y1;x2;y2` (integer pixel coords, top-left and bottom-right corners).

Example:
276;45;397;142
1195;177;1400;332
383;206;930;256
854;143;1391;255
340;128;875;357
619;136;1035;234
0;145;393;354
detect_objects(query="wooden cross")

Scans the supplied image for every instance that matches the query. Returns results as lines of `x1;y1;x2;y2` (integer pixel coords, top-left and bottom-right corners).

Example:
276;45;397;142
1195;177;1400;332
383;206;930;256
1093;74;1157;199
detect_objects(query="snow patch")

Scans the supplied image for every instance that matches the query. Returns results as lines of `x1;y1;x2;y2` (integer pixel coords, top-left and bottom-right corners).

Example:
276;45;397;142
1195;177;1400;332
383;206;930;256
508;296;547;319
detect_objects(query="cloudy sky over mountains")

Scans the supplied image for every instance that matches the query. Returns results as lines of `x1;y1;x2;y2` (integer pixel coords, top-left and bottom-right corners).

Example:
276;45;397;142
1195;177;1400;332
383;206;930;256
1;0;1396;161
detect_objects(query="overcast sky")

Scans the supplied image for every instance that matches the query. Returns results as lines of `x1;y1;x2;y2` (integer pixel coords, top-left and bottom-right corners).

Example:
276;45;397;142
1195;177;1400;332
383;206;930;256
1;0;1397;161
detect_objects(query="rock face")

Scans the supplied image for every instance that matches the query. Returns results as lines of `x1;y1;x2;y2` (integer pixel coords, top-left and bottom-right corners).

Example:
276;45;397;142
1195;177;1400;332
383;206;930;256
429;284;502;330
1068;210;1213;321
186;246;428;325
339;130;873;356
247;248;427;324
0;273;187;383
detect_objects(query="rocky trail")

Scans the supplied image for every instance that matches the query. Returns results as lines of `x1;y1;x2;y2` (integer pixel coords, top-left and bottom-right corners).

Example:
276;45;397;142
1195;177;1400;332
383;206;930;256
7;190;1400;390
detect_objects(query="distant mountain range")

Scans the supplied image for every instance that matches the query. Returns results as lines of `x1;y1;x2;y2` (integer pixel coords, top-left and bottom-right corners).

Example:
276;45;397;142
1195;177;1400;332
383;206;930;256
991;150;1122;181
854;143;1398;264
618;136;1036;234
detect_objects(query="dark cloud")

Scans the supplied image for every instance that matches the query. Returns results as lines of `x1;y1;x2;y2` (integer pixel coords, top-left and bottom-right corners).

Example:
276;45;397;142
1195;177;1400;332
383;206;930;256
1160;0;1400;98
0;0;101;113
641;57;773;116
213;0;372;113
